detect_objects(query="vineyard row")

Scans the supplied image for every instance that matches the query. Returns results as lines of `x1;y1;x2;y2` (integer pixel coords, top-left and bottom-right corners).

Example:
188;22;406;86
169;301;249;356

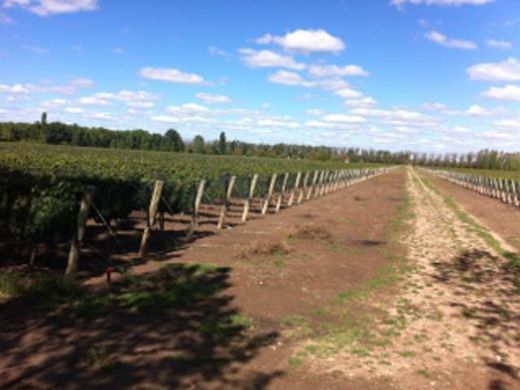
424;168;520;207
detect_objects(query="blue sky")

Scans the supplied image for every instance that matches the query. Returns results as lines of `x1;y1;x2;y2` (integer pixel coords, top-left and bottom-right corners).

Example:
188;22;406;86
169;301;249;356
1;0;519;152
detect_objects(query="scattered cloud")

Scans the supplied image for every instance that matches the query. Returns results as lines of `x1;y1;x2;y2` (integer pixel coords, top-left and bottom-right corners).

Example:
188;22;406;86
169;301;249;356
0;78;93;95
322;113;366;124
268;70;311;87
22;45;50;55
256;29;345;53
424;30;477;50
334;87;363;99
112;47;124;54
494;119;520;130
308;64;369;78
465;104;491;116
238;48;305;70
78;89;158;107
208;46;228;57
140;67;205;84
3;0;98;16
467;58;520;82
485;39;512;50
0;10;13;24
306;108;324;116
482;84;520;101
344;97;377;108
196;92;231;104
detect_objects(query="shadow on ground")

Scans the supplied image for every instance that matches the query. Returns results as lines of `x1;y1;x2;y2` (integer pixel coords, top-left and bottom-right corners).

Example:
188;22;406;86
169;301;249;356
0;263;282;389
431;249;520;389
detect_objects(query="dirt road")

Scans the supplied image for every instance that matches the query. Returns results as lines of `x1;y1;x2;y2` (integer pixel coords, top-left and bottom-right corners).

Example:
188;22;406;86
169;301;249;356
313;168;520;389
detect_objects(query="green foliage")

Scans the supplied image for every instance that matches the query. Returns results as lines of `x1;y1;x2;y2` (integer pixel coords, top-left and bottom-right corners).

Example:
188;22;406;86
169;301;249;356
0;142;375;246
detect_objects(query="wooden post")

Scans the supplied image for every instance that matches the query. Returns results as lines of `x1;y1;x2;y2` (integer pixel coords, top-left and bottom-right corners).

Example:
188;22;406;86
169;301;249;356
298;171;310;204
275;172;289;213
187;179;206;236
262;173;277;215
307;171;319;200
217;175;236;229
288;171;301;207
65;187;94;277
315;171;325;198
241;174;258;222
139;180;164;257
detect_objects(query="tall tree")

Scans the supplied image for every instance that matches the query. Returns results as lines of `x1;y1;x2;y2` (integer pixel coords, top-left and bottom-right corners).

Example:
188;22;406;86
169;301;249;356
193;134;205;154
164;129;185;152
218;131;227;155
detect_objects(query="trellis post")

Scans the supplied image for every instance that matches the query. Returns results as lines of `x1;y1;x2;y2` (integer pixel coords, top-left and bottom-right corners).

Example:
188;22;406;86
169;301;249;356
241;174;258;223
217;175;236;229
65;186;95;277
138;180;164;257
262;173;277;215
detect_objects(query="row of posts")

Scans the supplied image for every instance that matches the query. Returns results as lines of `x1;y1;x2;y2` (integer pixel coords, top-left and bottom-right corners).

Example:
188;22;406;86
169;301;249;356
427;169;520;207
65;167;391;277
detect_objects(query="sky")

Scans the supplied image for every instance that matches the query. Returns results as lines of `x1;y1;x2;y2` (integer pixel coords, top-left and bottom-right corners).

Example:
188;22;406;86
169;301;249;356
0;0;519;152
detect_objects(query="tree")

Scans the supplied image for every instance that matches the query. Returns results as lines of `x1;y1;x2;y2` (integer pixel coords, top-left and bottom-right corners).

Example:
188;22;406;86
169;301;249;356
218;131;227;154
192;135;206;154
41;112;47;126
164;129;185;152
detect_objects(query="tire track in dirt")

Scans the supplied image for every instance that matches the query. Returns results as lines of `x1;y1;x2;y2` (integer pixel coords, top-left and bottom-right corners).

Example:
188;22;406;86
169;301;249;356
312;168;520;389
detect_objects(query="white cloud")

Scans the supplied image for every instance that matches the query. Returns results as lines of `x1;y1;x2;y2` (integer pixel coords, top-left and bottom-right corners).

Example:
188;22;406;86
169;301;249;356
425;30;477;50
41;98;67;107
391;0;494;7
112;47;124;54
256;29;345;53
0;83;33;94
350;108;391;118
485;39;513;50
268;70;311;86
208;46;228;57
344;97;377;108
126;101;154;109
494;119;520;130
4;0;98;16
306;108;324;116
151;115;179;123
322;114;366;124
0;78;92;95
22;45;50;55
465;104;491;116
238;48;305;70
84;111;115;121
166;103;213;117
467;58;520;82
308;64;369;78
78;95;110;106
0;11;13;24
65;107;84;114
140;67;204;84
258;118;299;128
482;84;520;101
196;92;231;104
334;87;363;99
77;90;158;107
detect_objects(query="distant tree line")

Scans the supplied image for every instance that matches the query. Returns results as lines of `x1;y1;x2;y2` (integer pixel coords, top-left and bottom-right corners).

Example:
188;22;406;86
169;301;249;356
409;150;520;171
0;114;519;170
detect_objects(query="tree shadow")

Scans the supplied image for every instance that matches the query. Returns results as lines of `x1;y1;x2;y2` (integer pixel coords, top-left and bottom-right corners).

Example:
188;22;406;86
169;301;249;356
431;249;520;386
0;263;282;389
